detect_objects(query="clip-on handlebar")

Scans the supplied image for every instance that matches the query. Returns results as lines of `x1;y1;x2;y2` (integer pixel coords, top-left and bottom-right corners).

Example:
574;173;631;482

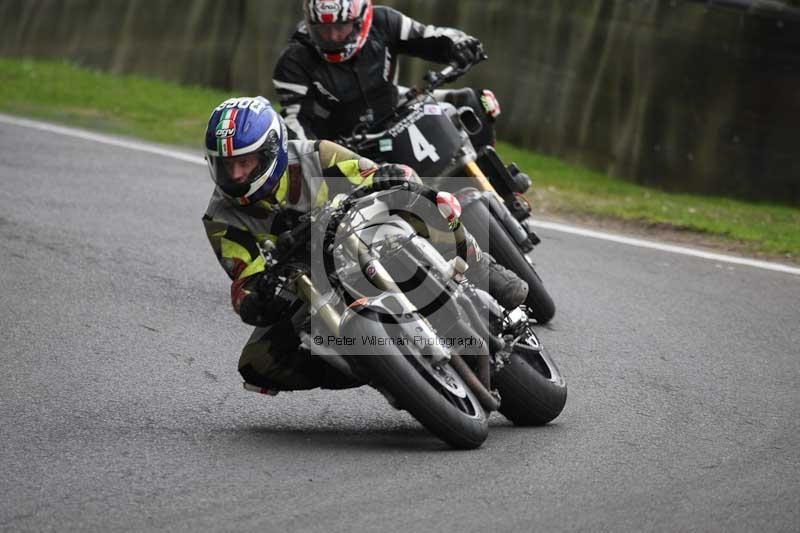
341;51;488;148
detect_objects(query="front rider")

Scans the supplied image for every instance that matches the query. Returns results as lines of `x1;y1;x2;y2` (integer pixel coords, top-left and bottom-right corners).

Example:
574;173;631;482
272;0;501;150
202;96;527;392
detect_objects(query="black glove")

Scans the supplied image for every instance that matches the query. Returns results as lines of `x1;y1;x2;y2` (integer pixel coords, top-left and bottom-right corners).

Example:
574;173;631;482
372;164;417;190
238;271;290;327
452;37;483;69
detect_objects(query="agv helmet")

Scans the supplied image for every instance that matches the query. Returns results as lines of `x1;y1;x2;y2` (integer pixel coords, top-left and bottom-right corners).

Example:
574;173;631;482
204;97;288;205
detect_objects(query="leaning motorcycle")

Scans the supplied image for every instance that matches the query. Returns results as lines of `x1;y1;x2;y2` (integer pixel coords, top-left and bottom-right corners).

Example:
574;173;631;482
339;55;556;324
259;181;567;449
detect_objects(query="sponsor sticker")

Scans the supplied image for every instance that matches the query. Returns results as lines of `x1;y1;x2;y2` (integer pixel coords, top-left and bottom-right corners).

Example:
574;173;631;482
423;104;443;116
379;139;394;153
215;97;267;114
317;1;339;14
348;297;370;309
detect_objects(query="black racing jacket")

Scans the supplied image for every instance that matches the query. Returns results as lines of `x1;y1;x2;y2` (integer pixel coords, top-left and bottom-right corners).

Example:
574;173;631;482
272;5;470;141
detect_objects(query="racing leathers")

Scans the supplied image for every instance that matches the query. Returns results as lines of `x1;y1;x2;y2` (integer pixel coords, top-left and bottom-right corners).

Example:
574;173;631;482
272;5;497;148
203;140;525;391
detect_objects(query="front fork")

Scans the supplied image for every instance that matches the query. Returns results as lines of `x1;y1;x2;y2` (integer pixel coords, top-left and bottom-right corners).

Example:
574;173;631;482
464;160;498;197
294;273;361;381
293;233;450;368
295;233;500;412
463;161;539;252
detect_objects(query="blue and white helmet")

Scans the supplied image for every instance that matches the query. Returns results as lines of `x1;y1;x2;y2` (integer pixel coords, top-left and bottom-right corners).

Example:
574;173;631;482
205;96;288;204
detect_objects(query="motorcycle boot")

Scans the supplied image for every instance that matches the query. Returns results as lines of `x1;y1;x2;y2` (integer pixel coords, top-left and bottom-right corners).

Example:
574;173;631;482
469;252;528;310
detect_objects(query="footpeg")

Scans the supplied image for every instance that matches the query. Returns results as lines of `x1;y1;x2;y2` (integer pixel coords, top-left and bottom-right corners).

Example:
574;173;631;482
521;219;541;245
509;193;532;221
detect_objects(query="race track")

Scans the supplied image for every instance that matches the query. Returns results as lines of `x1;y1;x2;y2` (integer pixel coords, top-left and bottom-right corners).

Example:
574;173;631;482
1;116;798;532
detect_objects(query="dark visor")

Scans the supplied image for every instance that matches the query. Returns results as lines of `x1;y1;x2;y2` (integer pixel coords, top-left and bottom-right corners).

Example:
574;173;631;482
309;22;357;52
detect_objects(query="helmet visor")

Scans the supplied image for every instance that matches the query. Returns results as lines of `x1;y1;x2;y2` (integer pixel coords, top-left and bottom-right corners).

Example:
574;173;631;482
212;151;276;199
309;21;357;53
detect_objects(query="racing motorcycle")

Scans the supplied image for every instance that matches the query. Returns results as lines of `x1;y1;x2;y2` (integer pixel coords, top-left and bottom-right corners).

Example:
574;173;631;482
259;181;567;449
339;54;556;324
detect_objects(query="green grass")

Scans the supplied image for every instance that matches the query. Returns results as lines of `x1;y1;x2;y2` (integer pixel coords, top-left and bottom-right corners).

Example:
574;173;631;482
498;143;800;258
2;57;798;260
0;57;228;147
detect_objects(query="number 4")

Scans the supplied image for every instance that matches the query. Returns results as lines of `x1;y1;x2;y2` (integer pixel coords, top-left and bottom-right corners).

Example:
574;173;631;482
408;124;440;163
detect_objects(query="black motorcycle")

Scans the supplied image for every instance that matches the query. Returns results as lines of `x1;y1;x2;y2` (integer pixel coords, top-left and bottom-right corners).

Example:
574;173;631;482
261;182;567;449
339;56;556;324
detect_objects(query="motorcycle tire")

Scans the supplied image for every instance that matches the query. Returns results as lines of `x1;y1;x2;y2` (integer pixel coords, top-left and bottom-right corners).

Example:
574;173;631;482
341;310;489;449
460;198;556;323
494;346;567;426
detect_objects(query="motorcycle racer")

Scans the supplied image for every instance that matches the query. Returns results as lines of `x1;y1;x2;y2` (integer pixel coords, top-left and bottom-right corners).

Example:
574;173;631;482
202;96;527;392
273;0;499;149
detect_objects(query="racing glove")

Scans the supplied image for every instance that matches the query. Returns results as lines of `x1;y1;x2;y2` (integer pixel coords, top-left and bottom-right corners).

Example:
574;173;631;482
235;271;293;327
451;37;484;69
371;163;419;190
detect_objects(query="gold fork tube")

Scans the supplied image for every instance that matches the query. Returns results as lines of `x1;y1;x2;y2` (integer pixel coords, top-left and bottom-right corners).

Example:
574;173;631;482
464;161;494;192
295;274;342;335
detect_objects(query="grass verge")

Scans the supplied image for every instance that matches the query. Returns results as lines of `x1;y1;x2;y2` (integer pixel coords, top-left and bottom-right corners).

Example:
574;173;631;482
0;57;226;147
499;143;799;260
2;57;797;262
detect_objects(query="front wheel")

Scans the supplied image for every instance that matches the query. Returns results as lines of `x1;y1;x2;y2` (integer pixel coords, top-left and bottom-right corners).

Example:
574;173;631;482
341;310;489;449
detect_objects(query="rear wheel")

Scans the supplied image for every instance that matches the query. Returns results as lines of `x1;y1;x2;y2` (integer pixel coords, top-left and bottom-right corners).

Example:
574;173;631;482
494;329;567;425
341;310;488;449
460;197;556;323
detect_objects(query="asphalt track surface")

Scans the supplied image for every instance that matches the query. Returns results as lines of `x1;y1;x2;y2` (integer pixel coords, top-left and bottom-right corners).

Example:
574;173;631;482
1;119;798;532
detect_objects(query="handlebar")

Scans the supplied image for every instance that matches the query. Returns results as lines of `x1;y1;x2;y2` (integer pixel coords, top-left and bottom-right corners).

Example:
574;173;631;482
339;50;488;147
322;181;470;271
420;49;488;94
264;182;470;300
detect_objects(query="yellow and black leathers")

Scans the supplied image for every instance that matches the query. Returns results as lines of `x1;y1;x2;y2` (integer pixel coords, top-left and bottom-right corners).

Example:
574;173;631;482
203;139;524;391
203;139;379;324
202;139;422;390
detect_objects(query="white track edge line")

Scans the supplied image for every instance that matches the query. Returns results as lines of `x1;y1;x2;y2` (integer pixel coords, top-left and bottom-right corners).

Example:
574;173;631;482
0;113;206;166
3;113;798;276
529;221;800;276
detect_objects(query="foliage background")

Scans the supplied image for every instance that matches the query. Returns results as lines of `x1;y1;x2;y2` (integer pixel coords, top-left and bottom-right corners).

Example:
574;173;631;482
1;0;798;204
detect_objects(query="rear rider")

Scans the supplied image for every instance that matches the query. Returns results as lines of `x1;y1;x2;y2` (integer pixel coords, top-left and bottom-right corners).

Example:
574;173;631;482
273;0;501;150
